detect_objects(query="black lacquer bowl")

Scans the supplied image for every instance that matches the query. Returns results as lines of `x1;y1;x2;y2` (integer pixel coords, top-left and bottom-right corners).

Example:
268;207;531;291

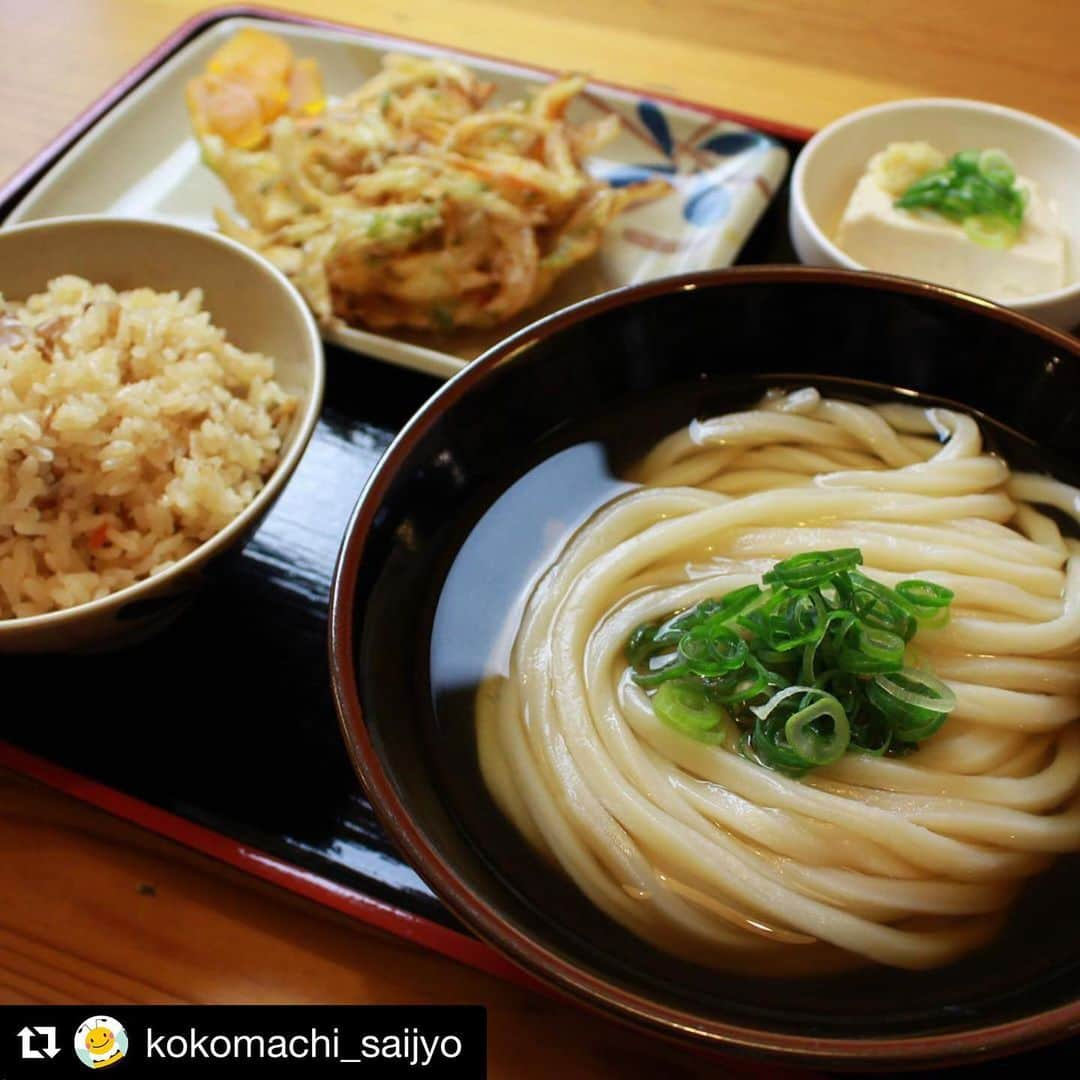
329;268;1080;1069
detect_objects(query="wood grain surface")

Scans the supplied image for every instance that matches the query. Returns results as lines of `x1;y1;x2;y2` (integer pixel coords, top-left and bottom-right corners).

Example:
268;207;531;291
0;0;1077;1074
0;771;719;1077
0;0;1077;184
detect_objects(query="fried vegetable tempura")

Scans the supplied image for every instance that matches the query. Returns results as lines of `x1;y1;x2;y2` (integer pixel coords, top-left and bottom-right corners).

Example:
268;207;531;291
187;28;669;332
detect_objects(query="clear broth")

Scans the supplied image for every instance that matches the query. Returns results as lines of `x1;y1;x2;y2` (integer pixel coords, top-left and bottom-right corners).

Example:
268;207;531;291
426;376;1080;1032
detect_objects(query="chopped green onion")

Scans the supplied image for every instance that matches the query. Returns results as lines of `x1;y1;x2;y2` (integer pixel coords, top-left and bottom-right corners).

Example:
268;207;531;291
751;715;812;776
655;598;724;645
873;668;955;713
836;624;906;674
800;634;823;685
848;710;894;756
895;579;955;627
867;669;955;741
678;624;747;676
784;693;850;766
762;548;862;589
893;148;1026;249
895;580;954;610
627;548;956;775
816;668;858;710
964;214;1019;249
652;679;730;744
978;148;1015;187
849;573;917;641
772;591;829;652
750;683;818;721
711;583;764;620
631;654;689;689
708;653;784;705
952;149;980;175
626;622;660;666
749;638;798;669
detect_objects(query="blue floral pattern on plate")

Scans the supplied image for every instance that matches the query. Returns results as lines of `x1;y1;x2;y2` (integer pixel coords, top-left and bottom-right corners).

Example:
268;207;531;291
590;98;783;228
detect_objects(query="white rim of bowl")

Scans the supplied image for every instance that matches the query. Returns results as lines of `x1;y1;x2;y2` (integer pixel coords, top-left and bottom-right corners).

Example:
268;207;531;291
790;96;1080;309
0;214;326;634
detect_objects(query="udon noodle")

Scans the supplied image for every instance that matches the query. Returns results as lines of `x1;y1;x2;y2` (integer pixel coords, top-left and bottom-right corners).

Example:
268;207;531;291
476;388;1080;973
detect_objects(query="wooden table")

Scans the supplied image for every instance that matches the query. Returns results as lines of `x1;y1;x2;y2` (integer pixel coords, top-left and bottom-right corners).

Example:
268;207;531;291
0;1;1077;1075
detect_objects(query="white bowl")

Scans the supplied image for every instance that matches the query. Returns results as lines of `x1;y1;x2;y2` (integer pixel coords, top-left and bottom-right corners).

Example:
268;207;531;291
789;98;1080;331
0;216;325;652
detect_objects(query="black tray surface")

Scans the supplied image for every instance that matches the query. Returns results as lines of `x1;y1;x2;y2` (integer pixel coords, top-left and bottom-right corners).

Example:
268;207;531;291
3;152;794;934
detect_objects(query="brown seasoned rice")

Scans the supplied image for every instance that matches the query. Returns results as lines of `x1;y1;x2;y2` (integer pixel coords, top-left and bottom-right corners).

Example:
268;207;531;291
0;276;297;618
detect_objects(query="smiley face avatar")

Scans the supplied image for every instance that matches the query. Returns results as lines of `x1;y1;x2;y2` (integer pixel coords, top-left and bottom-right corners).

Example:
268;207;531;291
74;1016;128;1070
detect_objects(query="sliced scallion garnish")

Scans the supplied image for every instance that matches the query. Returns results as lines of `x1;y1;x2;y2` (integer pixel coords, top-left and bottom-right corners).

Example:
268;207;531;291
893;148;1026;249
652;679;731;744
626;548;956;775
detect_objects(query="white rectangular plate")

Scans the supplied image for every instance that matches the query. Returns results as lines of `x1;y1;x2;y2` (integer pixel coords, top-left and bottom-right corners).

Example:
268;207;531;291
5;15;789;379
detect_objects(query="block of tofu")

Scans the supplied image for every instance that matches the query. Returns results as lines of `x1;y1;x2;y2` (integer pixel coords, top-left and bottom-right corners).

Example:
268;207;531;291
836;153;1067;300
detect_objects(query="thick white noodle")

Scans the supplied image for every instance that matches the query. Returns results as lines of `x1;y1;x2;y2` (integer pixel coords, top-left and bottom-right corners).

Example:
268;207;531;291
476;391;1080;972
